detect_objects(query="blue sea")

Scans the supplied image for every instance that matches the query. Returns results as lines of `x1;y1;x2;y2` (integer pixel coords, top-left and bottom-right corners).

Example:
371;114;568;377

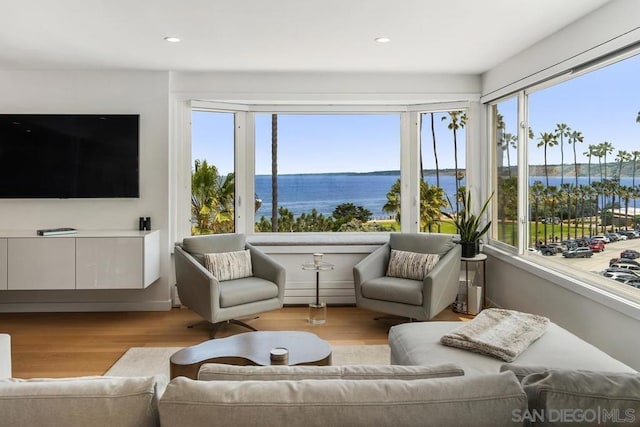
255;174;463;219
254;173;640;220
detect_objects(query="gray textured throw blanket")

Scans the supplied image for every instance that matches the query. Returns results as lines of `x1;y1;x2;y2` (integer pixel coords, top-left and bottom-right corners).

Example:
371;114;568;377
440;308;549;362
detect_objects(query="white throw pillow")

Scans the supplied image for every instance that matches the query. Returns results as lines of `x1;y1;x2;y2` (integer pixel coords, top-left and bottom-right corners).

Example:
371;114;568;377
204;250;253;281
386;249;440;280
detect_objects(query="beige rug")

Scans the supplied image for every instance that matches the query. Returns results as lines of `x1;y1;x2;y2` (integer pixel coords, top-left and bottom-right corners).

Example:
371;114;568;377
105;344;390;377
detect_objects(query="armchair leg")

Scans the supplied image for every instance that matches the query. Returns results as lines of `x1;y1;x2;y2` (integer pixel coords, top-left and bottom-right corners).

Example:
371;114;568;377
373;315;416;324
187;318;259;338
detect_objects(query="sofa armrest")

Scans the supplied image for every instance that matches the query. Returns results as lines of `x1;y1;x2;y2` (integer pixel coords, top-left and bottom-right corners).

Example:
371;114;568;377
0;334;11;379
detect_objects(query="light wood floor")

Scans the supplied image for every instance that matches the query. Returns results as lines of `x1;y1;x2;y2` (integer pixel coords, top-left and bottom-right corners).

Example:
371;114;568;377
0;306;470;378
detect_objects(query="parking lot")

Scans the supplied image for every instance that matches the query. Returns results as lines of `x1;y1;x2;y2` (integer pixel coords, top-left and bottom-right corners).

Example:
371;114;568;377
536;237;640;275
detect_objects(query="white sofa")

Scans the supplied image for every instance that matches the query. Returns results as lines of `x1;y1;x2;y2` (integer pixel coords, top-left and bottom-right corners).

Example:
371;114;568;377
1;322;639;427
0;334;10;379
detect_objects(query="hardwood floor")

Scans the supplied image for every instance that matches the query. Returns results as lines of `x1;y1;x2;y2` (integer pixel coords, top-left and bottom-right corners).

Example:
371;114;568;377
0;306;471;378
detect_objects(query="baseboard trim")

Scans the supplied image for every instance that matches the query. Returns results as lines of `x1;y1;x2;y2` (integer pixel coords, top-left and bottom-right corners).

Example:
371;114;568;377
0;300;173;313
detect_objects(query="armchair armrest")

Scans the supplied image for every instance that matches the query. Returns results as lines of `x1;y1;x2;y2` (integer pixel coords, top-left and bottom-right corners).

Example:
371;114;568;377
422;244;462;318
246;244;286;301
174;245;220;321
353;243;390;286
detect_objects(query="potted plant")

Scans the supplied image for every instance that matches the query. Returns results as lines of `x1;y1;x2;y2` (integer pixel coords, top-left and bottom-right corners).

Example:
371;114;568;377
443;190;494;258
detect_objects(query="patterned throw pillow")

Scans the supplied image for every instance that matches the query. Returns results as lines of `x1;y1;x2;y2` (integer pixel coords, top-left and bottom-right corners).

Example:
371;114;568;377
386;249;440;280
204;250;253;281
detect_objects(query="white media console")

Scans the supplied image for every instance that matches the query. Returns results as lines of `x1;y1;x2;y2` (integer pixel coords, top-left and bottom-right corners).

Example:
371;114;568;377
0;230;160;291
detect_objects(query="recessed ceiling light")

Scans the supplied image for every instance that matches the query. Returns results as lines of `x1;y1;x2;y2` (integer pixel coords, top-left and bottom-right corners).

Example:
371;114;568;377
164;36;181;43
374;37;391;43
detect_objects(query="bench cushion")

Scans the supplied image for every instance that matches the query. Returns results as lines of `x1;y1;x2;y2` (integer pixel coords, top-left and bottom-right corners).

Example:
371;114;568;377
389;321;635;376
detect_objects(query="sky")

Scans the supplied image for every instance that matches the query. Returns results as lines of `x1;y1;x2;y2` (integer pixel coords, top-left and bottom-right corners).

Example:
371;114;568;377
192;53;639;176
503;53;640;167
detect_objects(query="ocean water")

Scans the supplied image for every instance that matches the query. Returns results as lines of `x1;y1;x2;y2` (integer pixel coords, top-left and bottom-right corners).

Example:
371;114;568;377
254;173;640;220
255;174;463;219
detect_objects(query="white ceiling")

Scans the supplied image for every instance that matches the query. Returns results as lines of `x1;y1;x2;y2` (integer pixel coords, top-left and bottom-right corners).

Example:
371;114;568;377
0;0;611;74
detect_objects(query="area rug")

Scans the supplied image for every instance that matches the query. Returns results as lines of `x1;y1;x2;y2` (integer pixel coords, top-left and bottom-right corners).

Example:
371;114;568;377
104;344;390;377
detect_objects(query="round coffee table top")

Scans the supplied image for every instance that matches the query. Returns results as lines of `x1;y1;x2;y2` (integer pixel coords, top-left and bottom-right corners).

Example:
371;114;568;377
170;330;332;368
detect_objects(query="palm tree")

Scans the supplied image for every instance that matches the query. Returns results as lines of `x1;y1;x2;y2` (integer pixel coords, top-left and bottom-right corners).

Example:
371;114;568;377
537;132;557;188
631;150;640;217
567;130;584;231
442;111;466;212
598;142;615;224
429;112;441;231
271;114;278;232
613;150;631;217
555;123;571;240
383;179;401;223
584;144;598;232
419;182;448;232
568;130;584;189
544;186;559;243
530;181;545;245
191;159;235;234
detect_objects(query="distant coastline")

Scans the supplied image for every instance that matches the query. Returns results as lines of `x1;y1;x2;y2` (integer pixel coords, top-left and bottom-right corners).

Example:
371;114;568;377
258;162;640;178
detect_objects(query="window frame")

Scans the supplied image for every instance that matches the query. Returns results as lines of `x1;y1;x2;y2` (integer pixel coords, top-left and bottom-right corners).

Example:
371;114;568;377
485;52;640;307
178;101;472;240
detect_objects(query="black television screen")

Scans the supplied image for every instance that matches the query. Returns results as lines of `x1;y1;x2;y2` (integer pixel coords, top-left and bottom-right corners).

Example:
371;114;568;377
0;114;139;198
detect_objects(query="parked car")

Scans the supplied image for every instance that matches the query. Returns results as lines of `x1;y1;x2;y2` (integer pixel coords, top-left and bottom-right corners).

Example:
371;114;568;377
619;230;639;239
536;245;557;256
602;270;640;281
620;249;640;259
588;240;605;253
591;235;610;244
606;233;620;242
609;262;640;272
609;257;640;267
562;247;593;258
617;278;640;288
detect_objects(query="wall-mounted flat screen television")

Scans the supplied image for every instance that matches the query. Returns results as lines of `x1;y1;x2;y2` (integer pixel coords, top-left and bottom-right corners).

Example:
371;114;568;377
0;114;139;198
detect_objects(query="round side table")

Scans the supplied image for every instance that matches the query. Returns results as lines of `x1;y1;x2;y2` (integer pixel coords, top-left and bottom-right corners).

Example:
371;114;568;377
301;262;334;324
455;253;487;315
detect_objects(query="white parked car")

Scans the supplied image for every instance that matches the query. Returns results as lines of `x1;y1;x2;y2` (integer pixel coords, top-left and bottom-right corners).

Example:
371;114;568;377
591;235;610;244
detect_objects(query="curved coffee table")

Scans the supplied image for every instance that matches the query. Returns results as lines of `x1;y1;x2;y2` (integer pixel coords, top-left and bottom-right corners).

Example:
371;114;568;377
170;331;332;379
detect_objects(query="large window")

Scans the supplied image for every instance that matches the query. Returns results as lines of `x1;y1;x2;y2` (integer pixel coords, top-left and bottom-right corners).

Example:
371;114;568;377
492;98;519;247
190;110;236;235
254;113;401;233
419;111;467;233
491;52;640;294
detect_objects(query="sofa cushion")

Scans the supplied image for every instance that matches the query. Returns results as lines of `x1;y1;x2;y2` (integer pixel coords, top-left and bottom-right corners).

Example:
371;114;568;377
0;375;164;427
389;321;636;376
197;363;465;381
204;250;253;281
518;369;640;425
386;249;439;280
159;372;527;427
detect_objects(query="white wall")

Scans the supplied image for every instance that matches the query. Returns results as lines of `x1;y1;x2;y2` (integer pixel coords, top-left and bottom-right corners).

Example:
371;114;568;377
0;70;172;311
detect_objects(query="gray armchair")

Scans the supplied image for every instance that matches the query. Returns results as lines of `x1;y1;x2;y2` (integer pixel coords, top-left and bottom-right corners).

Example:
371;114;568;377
174;233;286;337
354;233;461;321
